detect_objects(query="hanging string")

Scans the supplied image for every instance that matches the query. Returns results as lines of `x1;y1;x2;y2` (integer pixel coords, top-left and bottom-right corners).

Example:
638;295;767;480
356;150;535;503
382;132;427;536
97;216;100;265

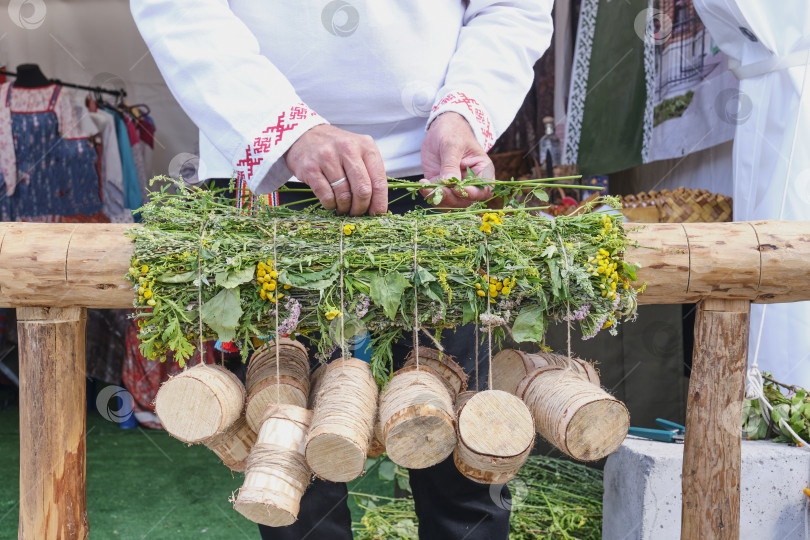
273;220;281;404
196;218;209;368
339;221;347;360
412;219;420;374
557;231;573;362
484;236;493;390
474;323;480;392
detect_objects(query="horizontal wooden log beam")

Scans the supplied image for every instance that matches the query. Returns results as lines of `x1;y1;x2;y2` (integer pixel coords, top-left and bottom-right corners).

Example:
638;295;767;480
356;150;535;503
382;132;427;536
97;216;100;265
0;221;807;308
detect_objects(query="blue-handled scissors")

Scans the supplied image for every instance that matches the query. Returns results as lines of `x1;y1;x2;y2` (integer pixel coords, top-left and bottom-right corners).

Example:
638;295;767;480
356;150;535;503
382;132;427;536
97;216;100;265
628;418;685;443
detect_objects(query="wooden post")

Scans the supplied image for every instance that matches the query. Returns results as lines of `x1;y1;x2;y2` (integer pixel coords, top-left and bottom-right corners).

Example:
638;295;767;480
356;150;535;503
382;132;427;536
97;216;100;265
17;307;88;540
681;298;750;540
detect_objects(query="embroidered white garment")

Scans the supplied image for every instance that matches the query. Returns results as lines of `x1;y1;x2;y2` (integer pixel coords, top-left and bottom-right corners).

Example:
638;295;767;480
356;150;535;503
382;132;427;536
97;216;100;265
131;0;553;193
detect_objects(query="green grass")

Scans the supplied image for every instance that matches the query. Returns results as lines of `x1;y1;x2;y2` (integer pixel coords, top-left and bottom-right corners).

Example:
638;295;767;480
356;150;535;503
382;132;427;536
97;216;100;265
0;406;391;539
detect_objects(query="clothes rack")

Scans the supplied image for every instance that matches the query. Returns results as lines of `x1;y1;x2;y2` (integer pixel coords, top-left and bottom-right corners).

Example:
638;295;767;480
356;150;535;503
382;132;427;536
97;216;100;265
0;69;127;98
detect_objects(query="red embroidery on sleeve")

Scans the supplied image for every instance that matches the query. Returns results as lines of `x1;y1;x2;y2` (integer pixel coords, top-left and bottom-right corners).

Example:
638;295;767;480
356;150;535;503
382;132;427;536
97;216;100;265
432;91;495;151
236;103;319;183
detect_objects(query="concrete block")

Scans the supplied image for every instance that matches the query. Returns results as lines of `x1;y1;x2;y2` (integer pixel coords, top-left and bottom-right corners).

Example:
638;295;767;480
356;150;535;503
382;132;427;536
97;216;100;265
603;438;810;540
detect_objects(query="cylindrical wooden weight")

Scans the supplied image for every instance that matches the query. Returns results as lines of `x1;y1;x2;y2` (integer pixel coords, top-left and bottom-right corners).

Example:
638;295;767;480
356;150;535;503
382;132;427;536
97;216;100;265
234;404;312;527
246;339;310;432
492;349;599;395
367;410;386;459
379;365;457;469
307;362;328;409
454;390;477;414
403;346;468;399
517;367;629;461
155;363;245;443
454;390;535;484
204;415;257;472
305;358;378;482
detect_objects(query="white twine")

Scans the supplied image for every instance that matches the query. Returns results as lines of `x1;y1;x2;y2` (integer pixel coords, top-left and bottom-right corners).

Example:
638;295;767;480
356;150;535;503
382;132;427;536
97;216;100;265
273;221;281;403
413;220;420;374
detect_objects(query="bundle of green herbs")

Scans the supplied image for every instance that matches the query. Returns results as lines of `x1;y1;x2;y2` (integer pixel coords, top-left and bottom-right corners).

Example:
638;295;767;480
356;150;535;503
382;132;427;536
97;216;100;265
127;176;641;385
352;454;603;540
743;373;810;445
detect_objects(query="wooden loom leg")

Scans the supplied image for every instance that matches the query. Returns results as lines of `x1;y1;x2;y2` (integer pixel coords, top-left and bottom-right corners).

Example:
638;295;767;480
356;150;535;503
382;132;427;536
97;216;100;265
17;307;88;540
681;298;750;540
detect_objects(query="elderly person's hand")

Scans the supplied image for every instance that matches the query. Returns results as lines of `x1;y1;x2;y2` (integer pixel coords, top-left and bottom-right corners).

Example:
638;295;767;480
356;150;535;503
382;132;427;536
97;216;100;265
419;112;495;208
285;125;388;216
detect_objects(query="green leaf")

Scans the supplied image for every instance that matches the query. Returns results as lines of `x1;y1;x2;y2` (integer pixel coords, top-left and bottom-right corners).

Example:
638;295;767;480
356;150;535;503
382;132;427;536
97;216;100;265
279;262;338;291
511;306;546;343
364;456;379;471
547;259;562;296
370;273;410;320
200;288;242;342
620;261;639;281
215;266;255;289
378;459;396;481
396;473;412;493
744;415;761;439
156;270;196;283
162;318;181;343
541;244;557;259
413;266;436;287
462;297;476;325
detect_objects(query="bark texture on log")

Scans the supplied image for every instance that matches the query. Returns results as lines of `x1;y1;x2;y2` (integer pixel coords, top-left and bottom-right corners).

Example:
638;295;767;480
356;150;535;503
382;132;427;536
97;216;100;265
18;307;88;540
0;222;808;307
681;298;750;540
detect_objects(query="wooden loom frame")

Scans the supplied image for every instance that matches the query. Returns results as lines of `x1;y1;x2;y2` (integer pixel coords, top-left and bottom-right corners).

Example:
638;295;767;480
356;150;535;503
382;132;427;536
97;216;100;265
4;220;809;539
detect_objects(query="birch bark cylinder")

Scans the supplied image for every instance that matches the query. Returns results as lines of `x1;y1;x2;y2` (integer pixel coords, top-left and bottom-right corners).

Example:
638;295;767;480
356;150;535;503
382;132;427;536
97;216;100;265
517;366;629;461
155;363;245;444
204;415;257;472
234;404;312;527
305;358;378;482
246;339;310;432
403;346;468;399
379;365;457;469
453;390;535;484
492;349;599;395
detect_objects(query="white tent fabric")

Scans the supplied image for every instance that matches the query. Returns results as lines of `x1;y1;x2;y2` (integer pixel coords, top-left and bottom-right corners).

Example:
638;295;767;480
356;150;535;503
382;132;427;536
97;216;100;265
0;0;197;180
694;0;810;387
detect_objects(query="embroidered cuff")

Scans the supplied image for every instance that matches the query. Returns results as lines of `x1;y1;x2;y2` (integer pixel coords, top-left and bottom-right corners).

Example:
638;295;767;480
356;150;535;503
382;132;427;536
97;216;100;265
428;91;496;152
234;103;328;194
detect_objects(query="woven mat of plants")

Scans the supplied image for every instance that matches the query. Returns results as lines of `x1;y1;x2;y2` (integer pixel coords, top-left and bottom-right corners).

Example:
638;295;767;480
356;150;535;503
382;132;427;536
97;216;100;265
128;176;641;385
352;455;603;540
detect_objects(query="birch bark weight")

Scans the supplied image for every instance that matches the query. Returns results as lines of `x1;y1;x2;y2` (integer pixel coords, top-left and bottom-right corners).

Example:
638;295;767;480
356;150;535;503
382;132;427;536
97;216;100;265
234;404;312;527
518;366;629;461
453;390;535;484
492;349;599;395
204;415;257;472
246;339;310;432
305;358;378;482
18;307;88;540
378;365;457;469
154;363;245;443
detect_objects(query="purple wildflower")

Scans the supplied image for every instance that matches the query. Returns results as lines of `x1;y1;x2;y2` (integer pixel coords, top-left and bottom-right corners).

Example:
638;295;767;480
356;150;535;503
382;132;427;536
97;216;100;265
316;345;337;362
565;303;591;321
355;294;370;319
277;297;301;335
582;312;609;341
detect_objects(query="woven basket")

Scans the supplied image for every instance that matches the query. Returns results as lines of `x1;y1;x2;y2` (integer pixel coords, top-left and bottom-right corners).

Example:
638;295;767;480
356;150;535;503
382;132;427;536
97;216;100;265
620;188;732;223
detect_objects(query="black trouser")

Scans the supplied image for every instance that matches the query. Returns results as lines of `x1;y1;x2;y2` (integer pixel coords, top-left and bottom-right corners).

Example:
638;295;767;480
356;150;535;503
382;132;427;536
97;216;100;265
209;178;511;539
